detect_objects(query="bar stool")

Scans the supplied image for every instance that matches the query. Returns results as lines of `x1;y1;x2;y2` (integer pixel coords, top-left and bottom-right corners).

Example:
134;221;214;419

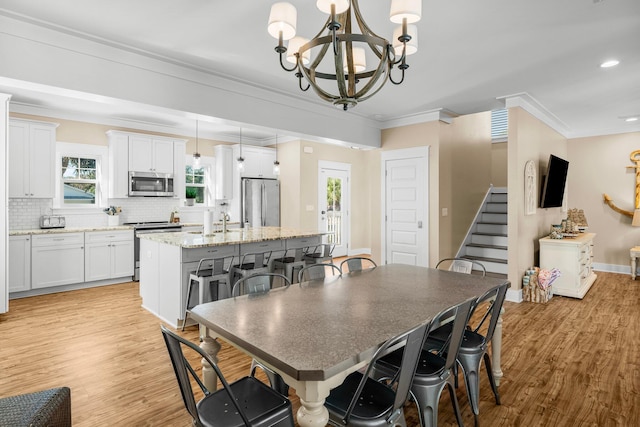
272;248;306;284
230;251;272;288
182;256;234;331
304;243;335;265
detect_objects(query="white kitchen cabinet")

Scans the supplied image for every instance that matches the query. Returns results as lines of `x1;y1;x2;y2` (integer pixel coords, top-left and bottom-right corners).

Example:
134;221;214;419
9;235;31;292
539;232;597;299
85;230;134;282
31;233;85;289
107;130;129;198
9;119;58;198
214;145;233;200
173;140;186;200
129;135;174;173
233;145;277;179
108;130;187;197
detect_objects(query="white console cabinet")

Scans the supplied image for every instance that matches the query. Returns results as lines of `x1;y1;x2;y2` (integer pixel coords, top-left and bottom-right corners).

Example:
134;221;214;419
539;232;596;299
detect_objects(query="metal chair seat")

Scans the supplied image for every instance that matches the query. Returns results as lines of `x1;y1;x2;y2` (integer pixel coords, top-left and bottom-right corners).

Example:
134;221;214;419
303;243;335;265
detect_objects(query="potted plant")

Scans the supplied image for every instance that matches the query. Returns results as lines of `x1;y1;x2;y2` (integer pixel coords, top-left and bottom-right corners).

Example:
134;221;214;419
104;205;122;226
185;188;197;206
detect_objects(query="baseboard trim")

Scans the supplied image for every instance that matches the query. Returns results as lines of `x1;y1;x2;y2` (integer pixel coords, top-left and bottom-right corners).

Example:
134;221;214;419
592;262;632;275
348;248;371;256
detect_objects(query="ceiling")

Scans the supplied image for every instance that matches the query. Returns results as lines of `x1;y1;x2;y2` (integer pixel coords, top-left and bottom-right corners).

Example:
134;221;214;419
0;0;639;142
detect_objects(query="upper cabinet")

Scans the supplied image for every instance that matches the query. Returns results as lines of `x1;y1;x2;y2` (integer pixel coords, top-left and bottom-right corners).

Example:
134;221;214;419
233;145;277;179
9;119;58;198
214;145;233;200
107;130;186;198
128;135;174;173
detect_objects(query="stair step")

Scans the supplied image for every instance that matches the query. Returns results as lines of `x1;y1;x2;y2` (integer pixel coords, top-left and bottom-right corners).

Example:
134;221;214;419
465;245;508;260
463;255;508;275
477;223;508;235
485;202;508;213
490;193;508;203
466;243;507;250
480;213;507;223
471;234;508;247
472;270;508;280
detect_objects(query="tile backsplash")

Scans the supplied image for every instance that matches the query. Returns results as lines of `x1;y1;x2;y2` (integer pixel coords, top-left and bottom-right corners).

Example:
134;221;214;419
8;198;223;230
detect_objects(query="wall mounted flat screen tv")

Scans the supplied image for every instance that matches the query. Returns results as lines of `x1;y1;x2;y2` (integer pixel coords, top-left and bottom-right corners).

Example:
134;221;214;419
539;154;569;208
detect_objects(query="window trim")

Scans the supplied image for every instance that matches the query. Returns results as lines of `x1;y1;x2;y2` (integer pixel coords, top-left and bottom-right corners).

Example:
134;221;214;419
184;155;214;207
54;142;109;211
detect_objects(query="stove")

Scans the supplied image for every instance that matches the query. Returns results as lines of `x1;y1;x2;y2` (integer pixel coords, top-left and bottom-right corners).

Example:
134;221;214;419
126;221;183;280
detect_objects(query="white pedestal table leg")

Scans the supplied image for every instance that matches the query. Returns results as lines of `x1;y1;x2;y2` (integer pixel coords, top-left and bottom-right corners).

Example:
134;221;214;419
491;305;504;386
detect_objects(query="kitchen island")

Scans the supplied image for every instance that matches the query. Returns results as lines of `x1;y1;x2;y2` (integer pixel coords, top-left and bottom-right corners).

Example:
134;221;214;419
138;227;323;327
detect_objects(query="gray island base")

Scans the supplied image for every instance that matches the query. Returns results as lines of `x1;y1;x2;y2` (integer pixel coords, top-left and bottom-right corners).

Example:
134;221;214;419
138;226;322;328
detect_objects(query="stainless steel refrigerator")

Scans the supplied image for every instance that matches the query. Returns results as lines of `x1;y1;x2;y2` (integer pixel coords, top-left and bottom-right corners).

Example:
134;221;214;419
241;178;280;227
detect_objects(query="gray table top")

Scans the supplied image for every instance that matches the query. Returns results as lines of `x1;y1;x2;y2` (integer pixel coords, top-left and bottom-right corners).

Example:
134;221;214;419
190;264;509;381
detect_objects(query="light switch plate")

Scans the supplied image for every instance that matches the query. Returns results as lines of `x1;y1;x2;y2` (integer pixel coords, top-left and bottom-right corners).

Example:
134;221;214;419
306;205;314;211
442;208;448;217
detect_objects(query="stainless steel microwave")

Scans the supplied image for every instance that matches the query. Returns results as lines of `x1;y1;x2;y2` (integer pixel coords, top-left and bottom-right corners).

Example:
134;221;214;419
129;171;174;197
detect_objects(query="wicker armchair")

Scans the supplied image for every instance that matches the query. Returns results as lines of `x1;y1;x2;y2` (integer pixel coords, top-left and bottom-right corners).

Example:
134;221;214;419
0;387;71;427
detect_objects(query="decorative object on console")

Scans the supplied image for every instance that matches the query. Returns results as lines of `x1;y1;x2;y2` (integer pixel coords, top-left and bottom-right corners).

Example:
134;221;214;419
267;0;421;110
603;149;640;224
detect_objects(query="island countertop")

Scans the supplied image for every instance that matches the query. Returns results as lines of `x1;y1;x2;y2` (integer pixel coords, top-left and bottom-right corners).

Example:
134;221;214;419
137;226;324;248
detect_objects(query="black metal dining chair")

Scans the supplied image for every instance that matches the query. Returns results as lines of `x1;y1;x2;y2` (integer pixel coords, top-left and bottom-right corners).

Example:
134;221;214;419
325;321;431;427
161;325;295;427
425;282;509;426
298;263;342;283
231;273;292;397
339;257;377;273
372;297;476;427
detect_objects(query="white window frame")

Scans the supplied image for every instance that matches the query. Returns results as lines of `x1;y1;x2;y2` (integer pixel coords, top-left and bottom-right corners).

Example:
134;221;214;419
54;142;109;211
184;155;214;207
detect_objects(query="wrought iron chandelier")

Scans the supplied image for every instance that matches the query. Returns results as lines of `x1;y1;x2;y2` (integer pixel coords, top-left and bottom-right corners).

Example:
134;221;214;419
268;0;421;111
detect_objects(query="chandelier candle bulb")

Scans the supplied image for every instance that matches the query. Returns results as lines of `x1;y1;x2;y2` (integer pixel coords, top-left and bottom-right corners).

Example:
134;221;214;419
316;0;350;15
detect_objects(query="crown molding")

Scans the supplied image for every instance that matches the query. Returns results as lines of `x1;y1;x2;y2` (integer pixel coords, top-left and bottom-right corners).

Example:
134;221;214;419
379;108;459;129
497;92;570;138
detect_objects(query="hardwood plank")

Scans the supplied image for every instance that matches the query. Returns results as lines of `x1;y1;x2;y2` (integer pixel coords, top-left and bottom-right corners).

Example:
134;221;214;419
1;271;638;426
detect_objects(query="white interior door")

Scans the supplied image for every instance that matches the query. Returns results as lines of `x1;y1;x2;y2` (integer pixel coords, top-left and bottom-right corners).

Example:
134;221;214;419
383;148;429;266
318;162;350;257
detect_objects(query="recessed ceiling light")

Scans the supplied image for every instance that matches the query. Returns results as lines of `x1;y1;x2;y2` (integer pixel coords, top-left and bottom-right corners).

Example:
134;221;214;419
600;60;620;68
625;117;638;122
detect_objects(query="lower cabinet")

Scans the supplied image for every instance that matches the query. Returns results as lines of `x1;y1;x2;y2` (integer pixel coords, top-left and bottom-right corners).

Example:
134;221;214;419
9;235;31;292
85;230;134;282
31;233;85;289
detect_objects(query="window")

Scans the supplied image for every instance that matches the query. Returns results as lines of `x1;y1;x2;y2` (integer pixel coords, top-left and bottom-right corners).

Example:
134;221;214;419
55;142;108;209
491;108;508;142
185;165;209;204
62;156;97;205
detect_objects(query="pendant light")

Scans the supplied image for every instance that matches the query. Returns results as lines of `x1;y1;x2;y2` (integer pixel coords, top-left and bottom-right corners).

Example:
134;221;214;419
193;120;201;167
273;134;280;176
237;128;245;172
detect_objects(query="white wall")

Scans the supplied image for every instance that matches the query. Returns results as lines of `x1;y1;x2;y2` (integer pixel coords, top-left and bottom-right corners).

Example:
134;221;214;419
1;93;10;313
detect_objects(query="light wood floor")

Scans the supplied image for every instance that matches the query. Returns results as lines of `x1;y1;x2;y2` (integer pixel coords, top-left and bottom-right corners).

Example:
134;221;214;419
1;271;639;426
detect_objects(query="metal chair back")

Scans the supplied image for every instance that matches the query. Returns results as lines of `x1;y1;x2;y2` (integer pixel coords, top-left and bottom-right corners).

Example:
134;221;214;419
232;273;291;297
298;263;342;283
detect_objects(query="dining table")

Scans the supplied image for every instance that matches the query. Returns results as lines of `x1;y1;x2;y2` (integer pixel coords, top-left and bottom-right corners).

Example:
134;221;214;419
190;263;510;427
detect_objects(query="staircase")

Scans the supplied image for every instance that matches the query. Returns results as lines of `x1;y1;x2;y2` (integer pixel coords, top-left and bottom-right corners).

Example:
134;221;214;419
457;187;508;279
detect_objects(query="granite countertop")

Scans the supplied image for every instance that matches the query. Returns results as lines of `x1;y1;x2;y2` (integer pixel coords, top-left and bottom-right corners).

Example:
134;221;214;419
138;227;324;248
9;225;134;236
